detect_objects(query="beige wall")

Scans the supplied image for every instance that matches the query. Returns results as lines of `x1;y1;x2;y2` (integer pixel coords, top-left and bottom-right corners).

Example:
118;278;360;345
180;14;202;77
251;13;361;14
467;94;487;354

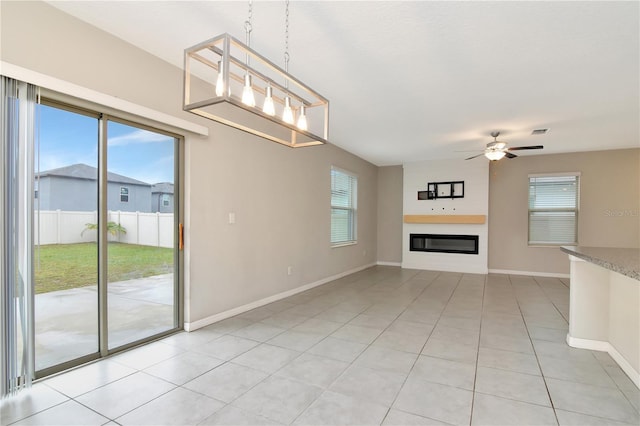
376;166;403;264
4;2;637;319
1;1;379;326
489;148;640;275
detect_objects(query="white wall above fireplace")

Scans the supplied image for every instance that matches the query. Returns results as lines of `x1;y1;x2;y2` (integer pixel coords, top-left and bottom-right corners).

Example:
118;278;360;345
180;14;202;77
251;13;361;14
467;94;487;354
402;159;489;274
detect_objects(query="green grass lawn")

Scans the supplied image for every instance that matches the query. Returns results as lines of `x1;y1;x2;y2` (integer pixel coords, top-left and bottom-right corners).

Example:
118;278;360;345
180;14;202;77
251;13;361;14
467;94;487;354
34;243;174;294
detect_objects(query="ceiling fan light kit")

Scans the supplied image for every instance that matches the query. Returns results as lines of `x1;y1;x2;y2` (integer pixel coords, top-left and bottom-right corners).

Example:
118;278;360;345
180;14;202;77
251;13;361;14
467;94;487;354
484;150;506;161
183;0;329;148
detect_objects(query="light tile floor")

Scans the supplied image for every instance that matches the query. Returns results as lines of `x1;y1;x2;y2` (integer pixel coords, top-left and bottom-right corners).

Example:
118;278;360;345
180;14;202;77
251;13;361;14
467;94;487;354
2;267;639;425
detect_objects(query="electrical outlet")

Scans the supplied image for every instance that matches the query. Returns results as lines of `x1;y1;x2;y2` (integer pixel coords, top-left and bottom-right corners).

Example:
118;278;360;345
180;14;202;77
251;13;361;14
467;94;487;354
287;266;293;276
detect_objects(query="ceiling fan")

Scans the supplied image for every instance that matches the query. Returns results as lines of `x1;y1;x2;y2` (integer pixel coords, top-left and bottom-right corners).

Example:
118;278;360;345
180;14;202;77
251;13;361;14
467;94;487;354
465;131;544;161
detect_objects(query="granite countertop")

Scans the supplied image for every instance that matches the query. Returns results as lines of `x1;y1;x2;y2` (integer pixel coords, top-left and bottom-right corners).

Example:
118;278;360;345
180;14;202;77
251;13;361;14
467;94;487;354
561;246;640;281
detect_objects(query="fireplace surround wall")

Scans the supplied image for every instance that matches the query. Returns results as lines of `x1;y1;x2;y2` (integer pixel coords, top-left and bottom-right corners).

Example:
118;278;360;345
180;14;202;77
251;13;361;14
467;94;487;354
402;159;489;274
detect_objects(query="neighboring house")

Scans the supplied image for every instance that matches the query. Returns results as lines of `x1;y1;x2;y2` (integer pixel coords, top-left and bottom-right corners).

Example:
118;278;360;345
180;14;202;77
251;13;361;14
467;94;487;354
36;163;152;213
151;182;174;213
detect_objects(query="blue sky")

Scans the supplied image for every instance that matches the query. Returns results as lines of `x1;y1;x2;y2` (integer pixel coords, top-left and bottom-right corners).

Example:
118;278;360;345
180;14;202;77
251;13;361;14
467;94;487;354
38;104;175;184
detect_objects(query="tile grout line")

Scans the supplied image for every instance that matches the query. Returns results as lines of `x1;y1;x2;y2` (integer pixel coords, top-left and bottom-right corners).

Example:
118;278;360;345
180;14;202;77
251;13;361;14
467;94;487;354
531;276;570;326
377;271;442;425
508;274;561;426
468;273;488;426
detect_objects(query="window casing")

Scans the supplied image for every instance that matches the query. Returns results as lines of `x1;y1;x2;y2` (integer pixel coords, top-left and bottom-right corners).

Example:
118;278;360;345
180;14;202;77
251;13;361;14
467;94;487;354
528;173;580;245
331;167;357;246
162;194;170;206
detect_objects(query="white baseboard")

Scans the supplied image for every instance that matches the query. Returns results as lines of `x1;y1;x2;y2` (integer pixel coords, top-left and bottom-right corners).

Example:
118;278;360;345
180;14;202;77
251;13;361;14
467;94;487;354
403;262;488;275
489;268;570;279
566;334;610;352
184;262;376;332
567;334;640;390
376;261;402;267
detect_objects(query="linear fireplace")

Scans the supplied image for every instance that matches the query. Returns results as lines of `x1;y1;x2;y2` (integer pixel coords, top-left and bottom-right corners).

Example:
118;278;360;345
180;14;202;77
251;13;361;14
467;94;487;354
410;234;479;255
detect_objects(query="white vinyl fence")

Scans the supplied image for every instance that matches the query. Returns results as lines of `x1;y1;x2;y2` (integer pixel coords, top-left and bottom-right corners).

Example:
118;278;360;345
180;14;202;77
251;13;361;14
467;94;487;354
34;210;174;248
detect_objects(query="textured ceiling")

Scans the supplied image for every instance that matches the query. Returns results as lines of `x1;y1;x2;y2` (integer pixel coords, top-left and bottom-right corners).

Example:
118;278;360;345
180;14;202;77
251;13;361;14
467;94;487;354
46;1;639;166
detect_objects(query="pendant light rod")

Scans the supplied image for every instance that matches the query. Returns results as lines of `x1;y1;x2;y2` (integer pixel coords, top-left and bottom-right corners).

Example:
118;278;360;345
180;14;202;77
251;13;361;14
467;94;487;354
241;0;256;107
284;0;290;89
245;0;253;65
281;0;294;124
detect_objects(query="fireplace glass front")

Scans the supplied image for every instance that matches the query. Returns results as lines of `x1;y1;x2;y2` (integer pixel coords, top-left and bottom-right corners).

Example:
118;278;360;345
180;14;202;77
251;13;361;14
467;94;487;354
410;234;479;255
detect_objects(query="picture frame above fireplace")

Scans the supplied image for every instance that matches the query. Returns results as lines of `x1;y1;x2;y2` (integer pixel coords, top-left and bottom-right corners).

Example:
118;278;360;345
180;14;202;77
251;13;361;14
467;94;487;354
418;181;464;200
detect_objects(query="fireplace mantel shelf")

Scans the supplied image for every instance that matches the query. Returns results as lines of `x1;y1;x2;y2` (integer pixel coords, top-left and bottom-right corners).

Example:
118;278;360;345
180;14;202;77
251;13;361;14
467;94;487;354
404;214;486;224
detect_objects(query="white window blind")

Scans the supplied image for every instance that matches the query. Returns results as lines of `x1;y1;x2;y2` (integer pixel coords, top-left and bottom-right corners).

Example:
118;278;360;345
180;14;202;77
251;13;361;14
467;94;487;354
528;174;580;245
331;167;357;245
1;76;36;396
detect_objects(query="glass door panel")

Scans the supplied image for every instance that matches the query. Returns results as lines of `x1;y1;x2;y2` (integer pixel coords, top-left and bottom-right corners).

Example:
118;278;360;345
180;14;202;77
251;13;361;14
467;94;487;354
106;120;177;349
34;103;100;372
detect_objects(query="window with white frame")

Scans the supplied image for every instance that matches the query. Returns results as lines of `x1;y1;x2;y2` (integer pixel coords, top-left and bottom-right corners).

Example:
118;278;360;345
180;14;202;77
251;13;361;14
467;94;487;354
528;173;580;245
331;167;357;245
162;194;170;206
120;186;129;203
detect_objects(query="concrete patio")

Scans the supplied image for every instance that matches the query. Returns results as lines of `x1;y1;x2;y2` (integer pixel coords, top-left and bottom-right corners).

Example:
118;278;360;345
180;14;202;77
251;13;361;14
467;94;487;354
35;274;175;371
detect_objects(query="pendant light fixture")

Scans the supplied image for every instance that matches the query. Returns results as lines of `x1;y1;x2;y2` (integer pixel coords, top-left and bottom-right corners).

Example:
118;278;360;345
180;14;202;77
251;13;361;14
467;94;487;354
283;96;294;124
215;61;225;96
262;84;275;116
297;105;308;131
183;0;329;148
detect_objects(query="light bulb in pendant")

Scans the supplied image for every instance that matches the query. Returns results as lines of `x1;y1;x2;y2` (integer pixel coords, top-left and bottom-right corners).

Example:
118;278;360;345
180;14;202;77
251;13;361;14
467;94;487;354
283;96;294;124
215;61;225;97
297;105;308;131
262;85;275;116
241;74;256;107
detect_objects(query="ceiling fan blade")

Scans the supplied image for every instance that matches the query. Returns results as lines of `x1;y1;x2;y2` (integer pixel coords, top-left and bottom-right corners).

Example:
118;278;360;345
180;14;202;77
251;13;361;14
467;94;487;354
505;152;518;159
465;153;485;160
508;145;544;151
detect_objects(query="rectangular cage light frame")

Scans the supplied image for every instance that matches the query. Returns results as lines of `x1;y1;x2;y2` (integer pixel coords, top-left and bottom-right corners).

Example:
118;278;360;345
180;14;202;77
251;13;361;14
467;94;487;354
184;33;329;148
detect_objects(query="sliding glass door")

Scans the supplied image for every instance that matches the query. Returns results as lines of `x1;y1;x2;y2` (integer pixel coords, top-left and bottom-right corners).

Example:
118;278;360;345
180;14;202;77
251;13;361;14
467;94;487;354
106;119;177;349
33;101;181;377
34;103;101;373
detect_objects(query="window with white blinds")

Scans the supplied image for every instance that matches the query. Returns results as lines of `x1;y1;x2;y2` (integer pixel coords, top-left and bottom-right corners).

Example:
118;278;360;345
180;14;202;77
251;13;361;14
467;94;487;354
331;167;357;245
528;174;580;245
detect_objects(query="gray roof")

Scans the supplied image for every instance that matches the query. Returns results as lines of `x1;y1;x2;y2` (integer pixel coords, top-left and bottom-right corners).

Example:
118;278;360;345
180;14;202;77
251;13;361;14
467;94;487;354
37;163;151;186
152;182;174;194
